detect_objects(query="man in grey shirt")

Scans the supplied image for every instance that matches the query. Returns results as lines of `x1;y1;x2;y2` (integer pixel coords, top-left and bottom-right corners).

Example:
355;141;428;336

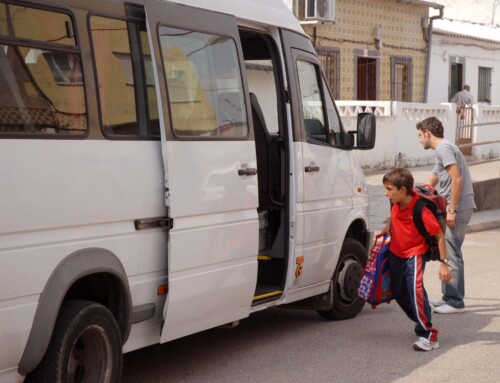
416;117;476;314
451;85;474;105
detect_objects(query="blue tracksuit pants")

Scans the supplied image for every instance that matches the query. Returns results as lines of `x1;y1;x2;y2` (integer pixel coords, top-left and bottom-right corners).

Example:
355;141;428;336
389;252;438;341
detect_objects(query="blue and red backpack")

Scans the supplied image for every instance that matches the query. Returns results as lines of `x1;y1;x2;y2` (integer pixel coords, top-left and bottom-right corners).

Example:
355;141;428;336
358;233;393;309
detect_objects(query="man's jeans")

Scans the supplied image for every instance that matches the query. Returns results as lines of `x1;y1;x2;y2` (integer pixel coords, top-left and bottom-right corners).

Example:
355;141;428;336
442;208;474;308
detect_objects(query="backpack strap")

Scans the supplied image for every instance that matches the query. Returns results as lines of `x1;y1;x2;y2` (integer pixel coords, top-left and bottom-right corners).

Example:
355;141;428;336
413;198;432;245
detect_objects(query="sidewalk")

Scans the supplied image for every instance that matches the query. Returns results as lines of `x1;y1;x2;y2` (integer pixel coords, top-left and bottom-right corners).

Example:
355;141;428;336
364;160;500;233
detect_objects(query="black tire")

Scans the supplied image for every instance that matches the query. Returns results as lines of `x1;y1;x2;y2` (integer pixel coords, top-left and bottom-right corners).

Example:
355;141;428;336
27;300;122;383
318;238;368;320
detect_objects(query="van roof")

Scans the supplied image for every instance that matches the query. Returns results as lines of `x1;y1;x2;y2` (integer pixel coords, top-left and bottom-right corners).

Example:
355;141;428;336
165;0;305;35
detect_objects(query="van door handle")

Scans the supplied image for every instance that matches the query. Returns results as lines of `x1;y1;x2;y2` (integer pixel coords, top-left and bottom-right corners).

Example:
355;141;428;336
305;165;320;173
238;168;257;176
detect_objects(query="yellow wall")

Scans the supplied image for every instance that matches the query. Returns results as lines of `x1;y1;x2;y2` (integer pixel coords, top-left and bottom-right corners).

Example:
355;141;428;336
302;0;429;102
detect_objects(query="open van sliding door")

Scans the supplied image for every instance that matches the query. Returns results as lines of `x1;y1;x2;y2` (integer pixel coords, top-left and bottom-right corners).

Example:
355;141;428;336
145;1;259;342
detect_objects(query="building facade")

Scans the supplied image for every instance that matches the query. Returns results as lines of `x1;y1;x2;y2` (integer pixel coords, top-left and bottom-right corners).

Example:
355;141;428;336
288;0;442;102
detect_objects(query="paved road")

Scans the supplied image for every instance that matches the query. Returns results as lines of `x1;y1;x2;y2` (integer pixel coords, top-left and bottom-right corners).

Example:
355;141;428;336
121;228;500;383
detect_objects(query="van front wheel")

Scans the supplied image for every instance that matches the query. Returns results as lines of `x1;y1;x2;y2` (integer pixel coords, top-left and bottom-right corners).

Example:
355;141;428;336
318;238;367;320
27;300;122;383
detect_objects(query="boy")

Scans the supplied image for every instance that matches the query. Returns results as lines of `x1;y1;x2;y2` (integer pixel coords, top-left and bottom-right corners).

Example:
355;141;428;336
383;168;451;351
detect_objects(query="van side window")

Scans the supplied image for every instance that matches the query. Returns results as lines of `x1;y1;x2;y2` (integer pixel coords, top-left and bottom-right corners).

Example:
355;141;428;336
158;27;248;138
322;76;342;146
0;3;87;136
297;60;327;144
90;16;159;138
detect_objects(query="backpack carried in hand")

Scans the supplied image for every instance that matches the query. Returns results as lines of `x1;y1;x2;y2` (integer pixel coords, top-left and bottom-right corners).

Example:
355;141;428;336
358;234;393;309
412;184;447;262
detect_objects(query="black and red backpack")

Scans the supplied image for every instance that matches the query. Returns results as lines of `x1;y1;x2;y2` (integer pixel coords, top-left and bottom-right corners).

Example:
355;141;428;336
412;185;447;262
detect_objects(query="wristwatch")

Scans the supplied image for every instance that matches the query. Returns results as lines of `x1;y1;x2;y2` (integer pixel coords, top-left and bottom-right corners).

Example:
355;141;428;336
447;207;457;214
439;258;450;266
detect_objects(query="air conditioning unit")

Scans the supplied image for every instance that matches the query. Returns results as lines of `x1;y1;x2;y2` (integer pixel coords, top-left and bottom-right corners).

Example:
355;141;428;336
305;0;335;21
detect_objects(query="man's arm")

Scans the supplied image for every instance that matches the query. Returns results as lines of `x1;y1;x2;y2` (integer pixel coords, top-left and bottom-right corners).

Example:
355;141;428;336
436;231;451;283
445;163;462;227
428;174;438;188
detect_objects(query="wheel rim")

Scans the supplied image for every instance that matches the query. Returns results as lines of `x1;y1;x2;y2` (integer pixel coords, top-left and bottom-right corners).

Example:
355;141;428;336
68;325;113;383
336;256;363;304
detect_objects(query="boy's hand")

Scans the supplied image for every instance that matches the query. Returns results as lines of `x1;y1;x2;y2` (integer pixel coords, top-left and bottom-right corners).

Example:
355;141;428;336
439;263;452;283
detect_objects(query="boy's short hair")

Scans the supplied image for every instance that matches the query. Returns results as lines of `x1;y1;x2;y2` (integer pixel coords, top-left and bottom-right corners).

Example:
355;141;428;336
383;168;414;195
416;116;444;138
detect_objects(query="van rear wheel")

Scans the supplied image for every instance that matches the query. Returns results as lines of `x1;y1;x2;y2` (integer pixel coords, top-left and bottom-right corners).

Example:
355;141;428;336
318;238;367;320
27;300;122;383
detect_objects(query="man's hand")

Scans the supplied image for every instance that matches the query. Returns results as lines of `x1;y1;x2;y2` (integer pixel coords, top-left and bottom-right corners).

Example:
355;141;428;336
428;175;438;188
446;211;457;228
439;263;452;283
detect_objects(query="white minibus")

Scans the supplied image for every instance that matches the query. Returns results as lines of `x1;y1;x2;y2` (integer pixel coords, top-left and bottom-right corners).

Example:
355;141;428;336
0;0;376;381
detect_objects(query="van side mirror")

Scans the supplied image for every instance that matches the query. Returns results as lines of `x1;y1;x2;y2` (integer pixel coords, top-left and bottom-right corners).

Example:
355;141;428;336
356;112;376;150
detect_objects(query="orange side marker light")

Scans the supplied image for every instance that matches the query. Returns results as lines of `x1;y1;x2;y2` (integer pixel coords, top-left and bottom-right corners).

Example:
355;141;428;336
157;284;168;295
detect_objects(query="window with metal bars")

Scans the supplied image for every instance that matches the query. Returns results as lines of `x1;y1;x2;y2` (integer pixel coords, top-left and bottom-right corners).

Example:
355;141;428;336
478;67;491;103
357;57;377;100
316;46;340;100
390;56;412;102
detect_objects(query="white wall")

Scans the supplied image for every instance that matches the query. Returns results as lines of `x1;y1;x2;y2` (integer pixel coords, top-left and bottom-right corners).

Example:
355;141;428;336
337;101;461;171
474;105;500;159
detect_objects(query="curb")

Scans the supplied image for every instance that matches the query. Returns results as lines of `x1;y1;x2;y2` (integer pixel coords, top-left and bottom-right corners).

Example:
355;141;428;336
467;220;500;233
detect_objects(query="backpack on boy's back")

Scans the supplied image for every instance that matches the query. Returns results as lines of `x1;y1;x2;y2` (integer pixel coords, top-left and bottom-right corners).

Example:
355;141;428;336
357;233;393;309
412;184;447;262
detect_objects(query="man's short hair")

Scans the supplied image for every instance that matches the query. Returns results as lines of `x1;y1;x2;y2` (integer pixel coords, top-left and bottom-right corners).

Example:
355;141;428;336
463;85;470;91
383;167;414;195
416;116;444;138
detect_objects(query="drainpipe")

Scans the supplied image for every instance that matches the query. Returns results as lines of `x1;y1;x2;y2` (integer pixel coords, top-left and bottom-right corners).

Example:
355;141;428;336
423;3;444;103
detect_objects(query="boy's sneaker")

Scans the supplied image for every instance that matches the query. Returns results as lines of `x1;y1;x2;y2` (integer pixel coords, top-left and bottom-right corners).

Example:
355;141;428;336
430;298;447;307
413;337;439;352
434;304;465;314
